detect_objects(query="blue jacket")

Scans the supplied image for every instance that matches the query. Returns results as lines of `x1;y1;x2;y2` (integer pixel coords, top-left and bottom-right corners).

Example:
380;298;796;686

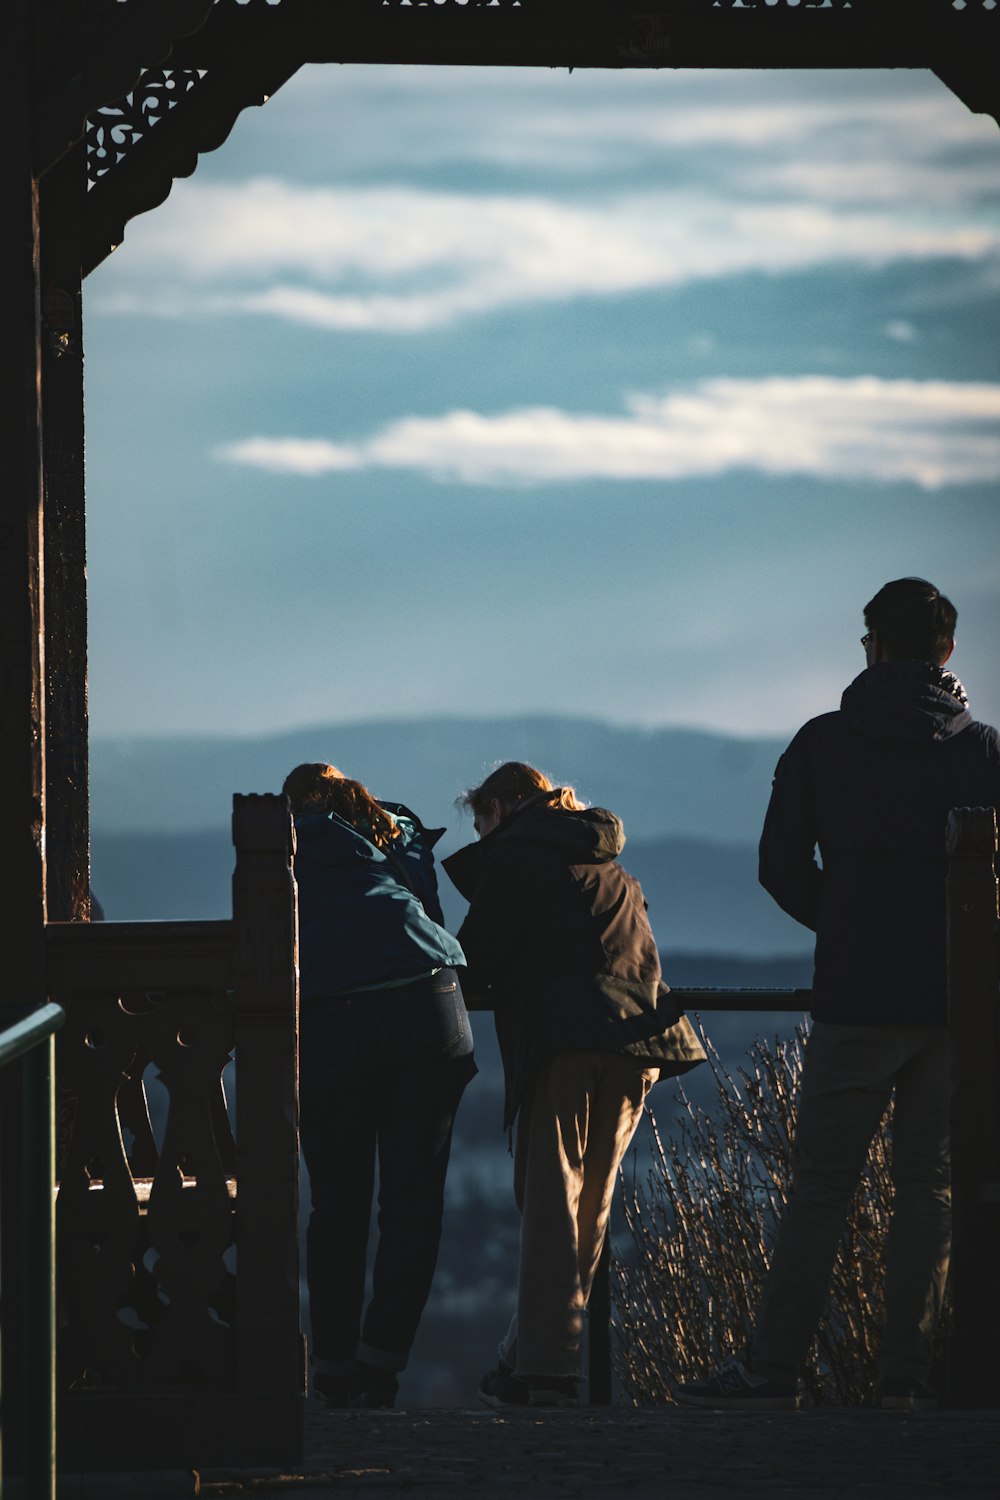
294;802;466;1001
759;662;1000;1025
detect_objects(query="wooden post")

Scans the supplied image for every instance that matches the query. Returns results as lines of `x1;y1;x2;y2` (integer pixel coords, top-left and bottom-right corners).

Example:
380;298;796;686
0;8;47;995
231;794;304;1445
946;805;1000;1407
588;1234;612;1405
1;2;49;1475
40;139;90;924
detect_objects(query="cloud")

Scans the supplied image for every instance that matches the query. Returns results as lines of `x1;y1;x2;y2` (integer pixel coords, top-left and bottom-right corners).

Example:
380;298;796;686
215;437;361;476
94;178;1000;334
214;376;1000;489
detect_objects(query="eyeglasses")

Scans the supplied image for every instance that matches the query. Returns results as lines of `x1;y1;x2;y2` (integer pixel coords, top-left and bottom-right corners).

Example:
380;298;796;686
860;632;873;649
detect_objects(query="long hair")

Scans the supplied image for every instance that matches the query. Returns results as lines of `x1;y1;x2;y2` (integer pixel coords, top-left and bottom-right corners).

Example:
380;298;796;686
282;762;401;850
459;760;586;820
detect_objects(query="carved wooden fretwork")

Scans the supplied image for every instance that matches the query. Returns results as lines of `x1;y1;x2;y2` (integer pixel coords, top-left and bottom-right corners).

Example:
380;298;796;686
35;0;218;177
54;0;995;274
56;982;238;1391
47;793;303;1471
82;46;301;276
86;68;206;186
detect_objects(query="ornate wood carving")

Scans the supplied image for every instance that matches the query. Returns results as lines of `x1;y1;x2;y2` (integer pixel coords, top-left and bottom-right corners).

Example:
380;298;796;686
83;48;302;277
48;794;304;1470
87;67;207;186
946;805;1000;1406
70;0;995;276
34;0;218;178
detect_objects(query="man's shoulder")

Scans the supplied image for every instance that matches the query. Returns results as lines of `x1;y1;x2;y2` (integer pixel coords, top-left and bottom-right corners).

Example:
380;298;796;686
779;708;1000;782
780;710;847;756
963;717;1000;752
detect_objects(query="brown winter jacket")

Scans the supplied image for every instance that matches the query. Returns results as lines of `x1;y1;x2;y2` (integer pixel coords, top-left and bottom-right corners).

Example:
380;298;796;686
443;790;704;1126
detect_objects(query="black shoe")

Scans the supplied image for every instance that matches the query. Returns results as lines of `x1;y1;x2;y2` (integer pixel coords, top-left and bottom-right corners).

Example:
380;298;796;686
880;1377;938;1412
312;1370;352;1408
674;1357;798;1411
526;1374;578;1408
480;1359;578;1409
479;1359;529;1409
349;1360;399;1409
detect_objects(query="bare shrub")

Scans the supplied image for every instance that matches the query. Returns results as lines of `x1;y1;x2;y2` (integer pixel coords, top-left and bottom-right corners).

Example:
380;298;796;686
613;1026;899;1407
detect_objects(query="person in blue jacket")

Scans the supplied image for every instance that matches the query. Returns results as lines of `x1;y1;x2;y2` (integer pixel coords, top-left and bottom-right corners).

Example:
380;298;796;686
284;761;475;1409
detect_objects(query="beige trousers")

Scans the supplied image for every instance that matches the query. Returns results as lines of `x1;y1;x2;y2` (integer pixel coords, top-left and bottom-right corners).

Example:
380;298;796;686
499;1051;658;1380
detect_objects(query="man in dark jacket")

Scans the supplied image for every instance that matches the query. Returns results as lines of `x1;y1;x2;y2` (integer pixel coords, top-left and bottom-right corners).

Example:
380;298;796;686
677;578;1000;1413
445;762;704;1408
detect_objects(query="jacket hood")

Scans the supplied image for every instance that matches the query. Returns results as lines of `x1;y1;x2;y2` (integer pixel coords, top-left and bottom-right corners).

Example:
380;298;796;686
442;791;624;901
840;661;972;746
495;790;626;862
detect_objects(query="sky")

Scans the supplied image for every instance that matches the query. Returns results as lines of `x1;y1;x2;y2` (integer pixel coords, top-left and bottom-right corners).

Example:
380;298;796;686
84;64;1000;743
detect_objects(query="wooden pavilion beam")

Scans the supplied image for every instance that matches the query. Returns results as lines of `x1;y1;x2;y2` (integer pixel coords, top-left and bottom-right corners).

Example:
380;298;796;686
163;0;998;111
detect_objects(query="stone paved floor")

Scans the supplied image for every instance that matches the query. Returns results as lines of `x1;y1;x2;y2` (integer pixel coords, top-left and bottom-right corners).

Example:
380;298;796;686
48;1405;1000;1500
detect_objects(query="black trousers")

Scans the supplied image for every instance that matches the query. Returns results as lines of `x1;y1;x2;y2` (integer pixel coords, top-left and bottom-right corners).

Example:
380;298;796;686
299;970;475;1372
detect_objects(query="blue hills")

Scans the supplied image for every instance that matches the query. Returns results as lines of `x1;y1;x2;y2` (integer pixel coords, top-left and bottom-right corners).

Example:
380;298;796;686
90;714;812;966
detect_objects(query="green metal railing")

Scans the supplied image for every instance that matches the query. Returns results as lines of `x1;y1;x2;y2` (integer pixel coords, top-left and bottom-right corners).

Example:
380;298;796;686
0;1001;65;1500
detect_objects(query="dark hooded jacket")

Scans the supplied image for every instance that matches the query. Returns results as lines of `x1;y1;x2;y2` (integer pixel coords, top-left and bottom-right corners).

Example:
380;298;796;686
759;662;1000;1026
443;791;704;1125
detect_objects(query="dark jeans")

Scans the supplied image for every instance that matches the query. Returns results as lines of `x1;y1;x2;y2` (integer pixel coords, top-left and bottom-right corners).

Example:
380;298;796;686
299;969;475;1373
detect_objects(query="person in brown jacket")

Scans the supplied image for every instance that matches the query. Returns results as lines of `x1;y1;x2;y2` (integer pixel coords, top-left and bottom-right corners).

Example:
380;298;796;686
444;761;704;1408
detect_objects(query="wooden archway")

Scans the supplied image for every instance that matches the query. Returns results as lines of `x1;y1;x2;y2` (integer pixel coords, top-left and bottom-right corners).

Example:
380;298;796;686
1;0;997;1474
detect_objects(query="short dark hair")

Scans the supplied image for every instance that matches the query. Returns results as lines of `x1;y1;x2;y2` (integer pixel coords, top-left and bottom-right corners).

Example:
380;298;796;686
864;578;956;664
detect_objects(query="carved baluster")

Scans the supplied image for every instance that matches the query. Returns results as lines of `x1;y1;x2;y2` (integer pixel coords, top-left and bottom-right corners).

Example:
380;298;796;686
946;805;1000;1407
56;995;142;1388
231;794;303;1398
141;989;236;1387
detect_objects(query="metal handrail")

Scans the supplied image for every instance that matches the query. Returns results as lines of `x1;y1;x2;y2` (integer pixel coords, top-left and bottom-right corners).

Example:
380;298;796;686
0;1001;65;1500
0;1002;64;1068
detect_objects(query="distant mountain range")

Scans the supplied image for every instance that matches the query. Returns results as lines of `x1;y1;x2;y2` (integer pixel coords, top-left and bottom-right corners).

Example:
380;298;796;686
91;714;788;842
89;824;811;961
90;715;812;962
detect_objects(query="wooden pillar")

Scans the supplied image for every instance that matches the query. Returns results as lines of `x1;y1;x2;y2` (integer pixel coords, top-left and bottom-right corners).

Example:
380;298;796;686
40;140;90;924
231;794;305;1441
946;805;1000;1407
0;0;49;1478
0;5;47;990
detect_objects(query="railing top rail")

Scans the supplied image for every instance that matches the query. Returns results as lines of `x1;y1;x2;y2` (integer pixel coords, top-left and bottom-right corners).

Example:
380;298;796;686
0;1001;65;1069
671;987;811;1013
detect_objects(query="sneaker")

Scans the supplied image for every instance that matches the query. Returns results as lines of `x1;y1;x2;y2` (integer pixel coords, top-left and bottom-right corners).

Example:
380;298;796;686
349;1360;399;1409
312;1370;352;1408
527;1375;578;1409
480;1360;579;1410
479;1359;529;1409
879;1377;938;1412
674;1356;798;1411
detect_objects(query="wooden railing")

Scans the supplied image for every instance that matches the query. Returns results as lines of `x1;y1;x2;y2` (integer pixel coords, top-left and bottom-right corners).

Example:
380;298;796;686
22;797;997;1450
47;793;304;1472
